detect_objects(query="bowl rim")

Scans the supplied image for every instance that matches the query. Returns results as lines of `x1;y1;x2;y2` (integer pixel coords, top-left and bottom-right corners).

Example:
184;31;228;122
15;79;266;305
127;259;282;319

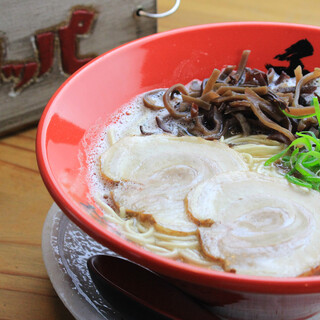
37;21;320;294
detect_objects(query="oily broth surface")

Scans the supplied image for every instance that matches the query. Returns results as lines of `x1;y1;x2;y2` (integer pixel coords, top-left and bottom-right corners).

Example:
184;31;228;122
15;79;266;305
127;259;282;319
85;85;287;270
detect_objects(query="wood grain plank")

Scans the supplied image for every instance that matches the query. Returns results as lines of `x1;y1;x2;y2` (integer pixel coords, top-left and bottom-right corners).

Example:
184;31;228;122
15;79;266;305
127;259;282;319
0;289;74;320
1;135;36;152
0;273;56;297
0;161;52;245
19;128;38;139
0;243;48;279
158;0;320;33
0;143;38;172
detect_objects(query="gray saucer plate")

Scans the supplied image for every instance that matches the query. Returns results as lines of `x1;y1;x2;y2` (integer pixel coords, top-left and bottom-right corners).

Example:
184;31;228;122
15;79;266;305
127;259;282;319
42;203;123;320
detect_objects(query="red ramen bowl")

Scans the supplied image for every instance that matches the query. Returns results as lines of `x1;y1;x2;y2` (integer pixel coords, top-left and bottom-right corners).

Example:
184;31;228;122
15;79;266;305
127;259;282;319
37;22;320;320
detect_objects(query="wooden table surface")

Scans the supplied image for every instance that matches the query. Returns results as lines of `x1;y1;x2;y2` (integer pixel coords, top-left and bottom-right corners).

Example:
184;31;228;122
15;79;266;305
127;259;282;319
1;1;320;319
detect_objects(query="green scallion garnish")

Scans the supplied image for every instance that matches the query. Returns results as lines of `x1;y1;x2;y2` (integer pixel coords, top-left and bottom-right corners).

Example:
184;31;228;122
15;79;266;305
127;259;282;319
265;99;320;191
281;109;316;119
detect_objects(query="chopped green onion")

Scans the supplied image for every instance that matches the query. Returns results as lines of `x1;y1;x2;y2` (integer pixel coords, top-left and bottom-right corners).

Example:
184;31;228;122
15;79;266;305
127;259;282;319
282;155;291;162
264;96;320;190
265;130;320;191
285;174;313;189
281;97;320;123
296;131;320;151
281;109;316;119
294;153;316;177
264;146;290;166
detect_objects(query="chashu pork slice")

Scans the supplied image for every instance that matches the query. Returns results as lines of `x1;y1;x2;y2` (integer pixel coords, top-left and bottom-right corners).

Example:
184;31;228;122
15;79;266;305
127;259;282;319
100;134;248;183
101;134;248;235
187;171;320;277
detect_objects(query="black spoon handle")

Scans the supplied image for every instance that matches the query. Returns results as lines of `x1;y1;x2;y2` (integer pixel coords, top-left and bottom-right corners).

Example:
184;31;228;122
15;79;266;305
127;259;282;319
87;255;218;320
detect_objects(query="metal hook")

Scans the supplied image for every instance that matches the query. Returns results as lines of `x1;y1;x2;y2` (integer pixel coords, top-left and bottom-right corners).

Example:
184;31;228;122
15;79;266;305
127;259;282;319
136;0;180;19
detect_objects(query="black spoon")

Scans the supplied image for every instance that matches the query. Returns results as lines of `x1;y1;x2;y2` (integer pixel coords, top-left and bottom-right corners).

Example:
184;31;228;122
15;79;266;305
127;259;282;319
87;254;219;320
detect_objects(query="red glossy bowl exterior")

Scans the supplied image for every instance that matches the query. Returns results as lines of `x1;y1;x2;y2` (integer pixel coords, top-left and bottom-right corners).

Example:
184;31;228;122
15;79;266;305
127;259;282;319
37;22;320;320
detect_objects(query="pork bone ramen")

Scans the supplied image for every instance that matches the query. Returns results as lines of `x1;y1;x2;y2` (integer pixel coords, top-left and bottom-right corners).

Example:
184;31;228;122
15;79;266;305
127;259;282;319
87;51;320;277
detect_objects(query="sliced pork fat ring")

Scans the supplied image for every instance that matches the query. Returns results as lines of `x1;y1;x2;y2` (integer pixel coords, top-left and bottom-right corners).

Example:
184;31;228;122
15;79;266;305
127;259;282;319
187;171;320;277
100;134;248;235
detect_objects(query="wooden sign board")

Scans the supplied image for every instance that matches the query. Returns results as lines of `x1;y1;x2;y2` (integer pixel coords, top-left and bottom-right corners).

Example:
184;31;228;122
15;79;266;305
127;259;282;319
0;0;157;136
